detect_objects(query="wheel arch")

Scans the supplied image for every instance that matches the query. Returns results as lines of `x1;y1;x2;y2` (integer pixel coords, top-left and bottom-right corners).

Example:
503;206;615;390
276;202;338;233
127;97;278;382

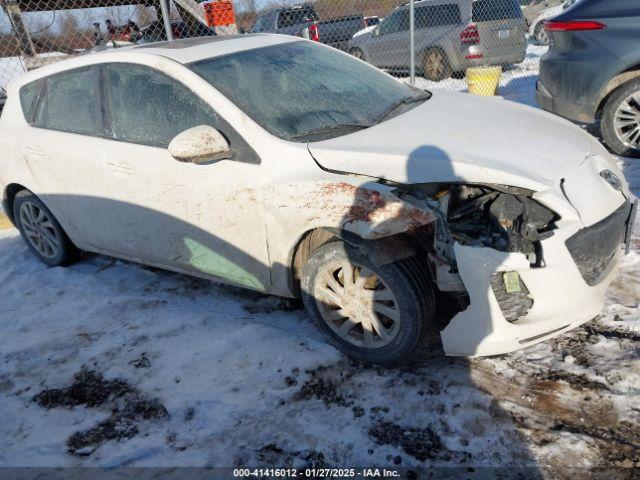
595;65;640;119
2;183;29;227
419;44;449;65
287;226;424;297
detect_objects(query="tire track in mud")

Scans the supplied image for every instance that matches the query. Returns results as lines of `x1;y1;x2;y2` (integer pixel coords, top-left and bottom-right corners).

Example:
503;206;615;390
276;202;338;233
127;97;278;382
469;358;640;477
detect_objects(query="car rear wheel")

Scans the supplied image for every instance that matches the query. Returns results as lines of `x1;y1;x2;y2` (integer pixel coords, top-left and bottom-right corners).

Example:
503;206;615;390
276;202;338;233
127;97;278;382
534;22;548;45
422;49;451;82
301;240;434;364
350;48;365;61
601;79;640;158
13;190;78;267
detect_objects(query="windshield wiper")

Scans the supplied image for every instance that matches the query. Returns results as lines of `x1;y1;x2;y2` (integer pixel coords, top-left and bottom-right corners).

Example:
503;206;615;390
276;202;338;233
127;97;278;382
375;91;432;123
289;123;372;141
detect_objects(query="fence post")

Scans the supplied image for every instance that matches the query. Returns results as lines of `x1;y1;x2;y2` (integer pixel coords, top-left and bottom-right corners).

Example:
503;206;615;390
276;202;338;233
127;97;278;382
409;0;416;85
1;0;37;61
159;0;175;41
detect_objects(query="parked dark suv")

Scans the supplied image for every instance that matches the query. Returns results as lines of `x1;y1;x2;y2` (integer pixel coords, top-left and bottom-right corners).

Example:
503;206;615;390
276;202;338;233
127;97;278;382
537;0;640;157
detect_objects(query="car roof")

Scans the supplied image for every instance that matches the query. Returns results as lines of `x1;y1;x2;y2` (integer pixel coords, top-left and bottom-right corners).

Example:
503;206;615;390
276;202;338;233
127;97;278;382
9;34;297;90
133;34;297;63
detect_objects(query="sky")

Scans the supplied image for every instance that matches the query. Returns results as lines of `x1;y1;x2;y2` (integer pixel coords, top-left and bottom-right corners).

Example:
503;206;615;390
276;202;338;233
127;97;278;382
0;1;299;34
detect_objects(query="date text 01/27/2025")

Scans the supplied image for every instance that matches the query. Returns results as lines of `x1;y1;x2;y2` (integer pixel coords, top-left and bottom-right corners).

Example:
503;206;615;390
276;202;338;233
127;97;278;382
233;468;401;478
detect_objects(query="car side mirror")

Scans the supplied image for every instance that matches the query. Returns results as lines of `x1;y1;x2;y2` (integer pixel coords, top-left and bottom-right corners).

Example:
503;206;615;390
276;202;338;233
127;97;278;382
168;125;231;164
373;25;381;36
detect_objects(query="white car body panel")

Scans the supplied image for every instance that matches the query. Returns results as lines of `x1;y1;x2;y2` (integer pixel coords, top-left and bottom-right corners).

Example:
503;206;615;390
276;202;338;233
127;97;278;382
309;90;627;226
443;229;620;356
0;35;632;358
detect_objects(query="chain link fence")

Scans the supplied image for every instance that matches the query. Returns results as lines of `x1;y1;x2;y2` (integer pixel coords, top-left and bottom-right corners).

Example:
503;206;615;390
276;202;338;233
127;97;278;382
0;0;566;104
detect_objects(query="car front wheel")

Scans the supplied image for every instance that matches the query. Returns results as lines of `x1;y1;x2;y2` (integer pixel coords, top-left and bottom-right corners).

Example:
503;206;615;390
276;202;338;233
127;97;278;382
301;240;434;364
601;79;640;158
13;190;78;267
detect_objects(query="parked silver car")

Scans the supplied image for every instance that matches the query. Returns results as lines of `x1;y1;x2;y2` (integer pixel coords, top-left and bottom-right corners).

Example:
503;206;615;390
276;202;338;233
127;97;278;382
349;0;527;81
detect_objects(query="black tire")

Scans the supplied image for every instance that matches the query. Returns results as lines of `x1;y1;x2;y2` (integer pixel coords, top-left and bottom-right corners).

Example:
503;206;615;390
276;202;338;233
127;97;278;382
301;240;434;364
350;48;365;61
601;79;640;158
422;48;452;82
13;190;78;267
534;22;548;46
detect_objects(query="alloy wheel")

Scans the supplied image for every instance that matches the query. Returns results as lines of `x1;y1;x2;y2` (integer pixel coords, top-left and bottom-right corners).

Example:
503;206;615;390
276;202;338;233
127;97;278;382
425;51;445;80
537;27;548;45
19;201;60;259
314;260;401;349
613;92;640;150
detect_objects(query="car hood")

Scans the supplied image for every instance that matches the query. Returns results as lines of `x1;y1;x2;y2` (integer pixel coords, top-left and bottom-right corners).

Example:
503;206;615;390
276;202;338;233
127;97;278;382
308;90;597;192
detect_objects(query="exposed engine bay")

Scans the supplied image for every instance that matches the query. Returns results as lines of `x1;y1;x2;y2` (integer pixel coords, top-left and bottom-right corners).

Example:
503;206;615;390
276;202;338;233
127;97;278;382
397;184;558;291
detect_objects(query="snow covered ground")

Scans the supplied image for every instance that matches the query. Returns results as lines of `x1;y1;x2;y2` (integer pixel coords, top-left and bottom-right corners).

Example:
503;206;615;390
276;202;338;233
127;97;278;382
0;42;639;477
401;44;548;108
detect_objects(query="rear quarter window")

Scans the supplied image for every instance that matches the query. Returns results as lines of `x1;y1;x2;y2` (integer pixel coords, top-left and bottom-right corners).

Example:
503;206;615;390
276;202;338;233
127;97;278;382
19;80;42;123
472;0;523;21
34;67;101;136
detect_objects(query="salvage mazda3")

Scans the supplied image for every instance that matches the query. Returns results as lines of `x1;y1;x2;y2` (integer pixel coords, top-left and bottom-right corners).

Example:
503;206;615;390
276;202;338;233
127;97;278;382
0;35;636;363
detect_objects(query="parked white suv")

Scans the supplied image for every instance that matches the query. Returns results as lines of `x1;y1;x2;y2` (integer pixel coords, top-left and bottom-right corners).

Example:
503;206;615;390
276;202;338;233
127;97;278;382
0;35;635;363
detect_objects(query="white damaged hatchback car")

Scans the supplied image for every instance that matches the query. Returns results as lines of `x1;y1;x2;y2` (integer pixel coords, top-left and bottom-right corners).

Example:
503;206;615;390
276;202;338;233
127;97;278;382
0;35;636;363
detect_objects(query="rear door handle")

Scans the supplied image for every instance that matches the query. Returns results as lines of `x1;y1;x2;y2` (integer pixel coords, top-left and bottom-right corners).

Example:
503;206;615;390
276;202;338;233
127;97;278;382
106;160;135;176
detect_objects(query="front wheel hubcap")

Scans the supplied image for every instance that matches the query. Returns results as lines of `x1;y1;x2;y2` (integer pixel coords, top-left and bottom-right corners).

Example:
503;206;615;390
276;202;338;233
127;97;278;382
19;201;60;259
614;92;640;150
314;261;401;349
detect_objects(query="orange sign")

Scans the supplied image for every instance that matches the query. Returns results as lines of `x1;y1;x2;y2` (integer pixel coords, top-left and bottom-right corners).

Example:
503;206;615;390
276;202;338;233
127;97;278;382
204;1;236;27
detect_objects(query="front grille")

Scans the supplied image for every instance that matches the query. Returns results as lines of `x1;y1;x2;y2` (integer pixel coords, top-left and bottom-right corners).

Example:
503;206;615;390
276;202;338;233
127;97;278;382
566;201;631;286
490;273;533;323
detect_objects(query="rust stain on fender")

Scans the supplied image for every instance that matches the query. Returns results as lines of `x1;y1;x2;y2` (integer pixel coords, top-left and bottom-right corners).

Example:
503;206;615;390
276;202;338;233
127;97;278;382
310;182;436;238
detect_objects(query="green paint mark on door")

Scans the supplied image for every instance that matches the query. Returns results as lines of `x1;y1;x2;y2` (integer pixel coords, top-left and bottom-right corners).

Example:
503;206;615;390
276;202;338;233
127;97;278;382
183;237;264;291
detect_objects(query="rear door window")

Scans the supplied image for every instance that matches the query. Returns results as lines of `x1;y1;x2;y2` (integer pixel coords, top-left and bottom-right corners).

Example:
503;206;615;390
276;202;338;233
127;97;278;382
472;0;523;21
416;4;463;28
34;67;101;136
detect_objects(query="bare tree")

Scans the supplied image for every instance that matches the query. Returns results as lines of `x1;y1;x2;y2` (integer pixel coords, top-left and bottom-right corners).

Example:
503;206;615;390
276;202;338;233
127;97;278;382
104;5;135;27
133;4;155;28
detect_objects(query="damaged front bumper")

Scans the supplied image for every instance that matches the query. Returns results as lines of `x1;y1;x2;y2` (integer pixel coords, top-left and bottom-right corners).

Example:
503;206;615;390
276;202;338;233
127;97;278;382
441;200;635;357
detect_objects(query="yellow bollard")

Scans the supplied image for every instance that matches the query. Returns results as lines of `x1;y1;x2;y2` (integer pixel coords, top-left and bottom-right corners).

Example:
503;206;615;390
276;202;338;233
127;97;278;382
0;212;13;230
466;66;502;96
